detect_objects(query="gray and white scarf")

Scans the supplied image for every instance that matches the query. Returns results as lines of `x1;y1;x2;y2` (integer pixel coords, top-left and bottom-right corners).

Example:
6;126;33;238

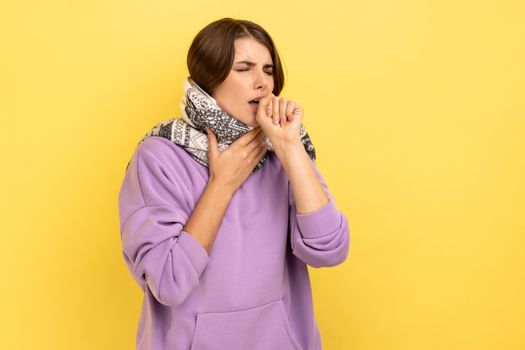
126;76;316;172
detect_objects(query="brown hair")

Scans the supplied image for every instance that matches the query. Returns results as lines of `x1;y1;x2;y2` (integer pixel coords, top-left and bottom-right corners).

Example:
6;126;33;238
187;18;285;97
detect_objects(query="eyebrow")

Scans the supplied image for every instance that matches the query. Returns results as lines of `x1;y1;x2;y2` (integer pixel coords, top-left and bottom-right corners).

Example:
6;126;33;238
234;60;274;69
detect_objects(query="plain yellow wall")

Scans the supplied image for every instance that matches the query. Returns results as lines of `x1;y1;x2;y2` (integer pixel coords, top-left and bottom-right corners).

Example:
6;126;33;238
3;0;524;349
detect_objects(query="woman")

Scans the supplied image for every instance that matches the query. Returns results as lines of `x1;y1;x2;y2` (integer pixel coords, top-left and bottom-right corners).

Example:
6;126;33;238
118;17;350;350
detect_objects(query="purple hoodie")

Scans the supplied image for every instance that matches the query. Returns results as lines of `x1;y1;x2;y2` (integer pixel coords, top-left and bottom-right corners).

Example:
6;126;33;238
118;135;350;350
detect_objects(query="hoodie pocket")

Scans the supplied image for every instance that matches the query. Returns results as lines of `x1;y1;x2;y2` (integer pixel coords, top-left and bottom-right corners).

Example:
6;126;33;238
190;298;302;350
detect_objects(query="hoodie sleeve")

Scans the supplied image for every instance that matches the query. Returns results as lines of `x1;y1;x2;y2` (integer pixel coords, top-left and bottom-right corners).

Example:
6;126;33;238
118;137;209;307
288;157;350;268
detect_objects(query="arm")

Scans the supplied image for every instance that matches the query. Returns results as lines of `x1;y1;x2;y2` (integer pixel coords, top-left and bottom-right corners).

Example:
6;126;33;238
274;141;351;268
183;179;233;255
274;141;329;215
118;138;224;307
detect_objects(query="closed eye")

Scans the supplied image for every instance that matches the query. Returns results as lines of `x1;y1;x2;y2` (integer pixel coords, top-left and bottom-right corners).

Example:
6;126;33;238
236;69;273;76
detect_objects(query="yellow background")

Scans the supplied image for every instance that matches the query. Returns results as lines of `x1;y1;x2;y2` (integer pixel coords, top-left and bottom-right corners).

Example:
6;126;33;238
2;0;524;349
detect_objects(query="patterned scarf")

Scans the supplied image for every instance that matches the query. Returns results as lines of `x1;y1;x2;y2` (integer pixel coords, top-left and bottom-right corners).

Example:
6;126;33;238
126;76;316;173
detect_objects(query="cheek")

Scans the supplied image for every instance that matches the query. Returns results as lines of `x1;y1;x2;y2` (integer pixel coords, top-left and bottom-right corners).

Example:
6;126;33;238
226;81;250;107
222;77;245;96
216;91;244;115
213;74;252;114
230;75;251;91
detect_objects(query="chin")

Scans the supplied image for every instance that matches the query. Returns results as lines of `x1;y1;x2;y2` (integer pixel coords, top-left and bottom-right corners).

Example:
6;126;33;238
233;110;258;127
242;116;258;127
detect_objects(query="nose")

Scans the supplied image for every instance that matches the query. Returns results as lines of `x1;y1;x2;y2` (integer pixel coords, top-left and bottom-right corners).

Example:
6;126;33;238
254;68;270;93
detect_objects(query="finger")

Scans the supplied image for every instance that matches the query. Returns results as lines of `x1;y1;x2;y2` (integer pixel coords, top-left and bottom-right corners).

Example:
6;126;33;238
248;136;266;158
286;102;296;122
244;127;264;148
251;143;268;165
246;130;266;153
293;106;304;121
206;128;218;159
279;98;288;127
273;96;280;125
266;100;272;118
257;93;273;120
231;131;261;153
258;93;272;112
258;143;268;160
232;126;262;148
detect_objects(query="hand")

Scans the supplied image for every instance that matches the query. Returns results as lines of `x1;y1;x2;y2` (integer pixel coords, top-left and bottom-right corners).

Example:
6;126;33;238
206;126;268;193
255;93;304;150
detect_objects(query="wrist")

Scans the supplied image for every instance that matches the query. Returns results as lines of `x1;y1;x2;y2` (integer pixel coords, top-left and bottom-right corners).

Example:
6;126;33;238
207;177;234;201
272;140;304;154
273;140;305;163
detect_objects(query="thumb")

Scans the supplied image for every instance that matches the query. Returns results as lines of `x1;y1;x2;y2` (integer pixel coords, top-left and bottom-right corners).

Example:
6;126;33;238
206;128;219;159
258;93;272;108
256;93;273;119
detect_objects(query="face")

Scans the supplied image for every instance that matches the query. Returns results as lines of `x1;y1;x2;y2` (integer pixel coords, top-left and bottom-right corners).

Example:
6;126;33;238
211;36;275;127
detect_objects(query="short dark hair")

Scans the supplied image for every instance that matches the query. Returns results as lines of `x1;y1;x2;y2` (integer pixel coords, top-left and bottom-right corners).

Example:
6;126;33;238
187;18;285;97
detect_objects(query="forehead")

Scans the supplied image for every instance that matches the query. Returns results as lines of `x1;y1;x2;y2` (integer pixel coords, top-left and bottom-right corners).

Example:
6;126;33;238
233;37;272;64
